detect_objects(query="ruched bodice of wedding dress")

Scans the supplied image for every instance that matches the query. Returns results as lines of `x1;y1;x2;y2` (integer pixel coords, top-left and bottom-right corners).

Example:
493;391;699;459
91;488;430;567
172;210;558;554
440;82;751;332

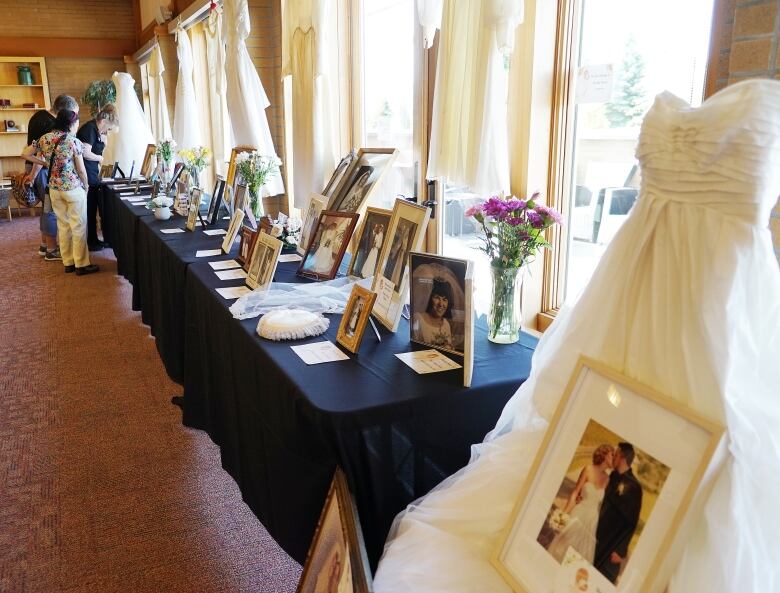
374;79;780;593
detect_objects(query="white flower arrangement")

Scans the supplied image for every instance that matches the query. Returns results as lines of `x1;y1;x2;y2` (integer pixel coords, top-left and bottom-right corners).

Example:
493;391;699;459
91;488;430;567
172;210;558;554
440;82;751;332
268;212;301;248
146;195;174;210
549;508;570;532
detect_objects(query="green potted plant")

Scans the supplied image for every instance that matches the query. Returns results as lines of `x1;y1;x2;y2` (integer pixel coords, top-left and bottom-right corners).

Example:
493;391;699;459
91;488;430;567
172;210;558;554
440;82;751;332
82;80;116;117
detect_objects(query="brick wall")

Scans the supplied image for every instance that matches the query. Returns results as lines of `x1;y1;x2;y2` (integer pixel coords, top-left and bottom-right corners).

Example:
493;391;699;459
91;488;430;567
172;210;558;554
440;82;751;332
717;0;780;260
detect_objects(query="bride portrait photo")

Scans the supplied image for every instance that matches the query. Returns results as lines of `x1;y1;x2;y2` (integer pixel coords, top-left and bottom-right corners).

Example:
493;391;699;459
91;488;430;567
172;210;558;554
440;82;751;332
536;420;670;585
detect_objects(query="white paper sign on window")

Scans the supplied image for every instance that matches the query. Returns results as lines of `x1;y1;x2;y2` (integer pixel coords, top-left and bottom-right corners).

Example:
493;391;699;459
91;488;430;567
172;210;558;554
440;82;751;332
575;64;614;104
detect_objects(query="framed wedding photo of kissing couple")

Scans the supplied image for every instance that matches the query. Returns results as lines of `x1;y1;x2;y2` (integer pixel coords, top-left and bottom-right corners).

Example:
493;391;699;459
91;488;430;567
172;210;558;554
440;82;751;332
492;357;726;593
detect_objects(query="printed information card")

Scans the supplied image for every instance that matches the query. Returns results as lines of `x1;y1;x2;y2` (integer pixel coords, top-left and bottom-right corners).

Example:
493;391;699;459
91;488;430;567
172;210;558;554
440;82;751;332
291;341;350;365
396;350;462;374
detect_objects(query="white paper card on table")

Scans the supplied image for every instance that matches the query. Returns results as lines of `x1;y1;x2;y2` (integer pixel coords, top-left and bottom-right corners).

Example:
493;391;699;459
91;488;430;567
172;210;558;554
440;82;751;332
101;177;113;182
374;276;394;316
215;268;248;280
396;350;462;374
160;228;185;234
291;341;350;365
215;286;252;299
119;192;136;196
208;259;241;270
278;253;302;263
203;228;227;236
196;249;222;257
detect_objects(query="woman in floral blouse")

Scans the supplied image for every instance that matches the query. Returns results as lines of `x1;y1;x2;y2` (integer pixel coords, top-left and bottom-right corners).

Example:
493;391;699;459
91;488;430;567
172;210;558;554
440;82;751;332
31;109;98;275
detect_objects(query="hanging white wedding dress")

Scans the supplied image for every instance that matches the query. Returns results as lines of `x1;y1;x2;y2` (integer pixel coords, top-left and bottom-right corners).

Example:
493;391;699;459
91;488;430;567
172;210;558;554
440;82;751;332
148;44;172;142
172;27;202;151
103;72;155;175
374;79;780;593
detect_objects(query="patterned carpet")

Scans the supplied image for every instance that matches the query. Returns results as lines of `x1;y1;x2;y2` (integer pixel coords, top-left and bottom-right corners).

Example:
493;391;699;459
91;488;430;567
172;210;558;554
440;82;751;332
0;216;301;592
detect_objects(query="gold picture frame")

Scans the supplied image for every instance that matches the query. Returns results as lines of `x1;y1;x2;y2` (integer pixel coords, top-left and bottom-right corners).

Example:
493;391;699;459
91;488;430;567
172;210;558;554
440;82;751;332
99;163;114;179
185;188;203;232
226;144;254;189
140;143;157;179
337;285;377;354
492;356;726;593
221;209;245;254
296;468;373;593
245;231;283;291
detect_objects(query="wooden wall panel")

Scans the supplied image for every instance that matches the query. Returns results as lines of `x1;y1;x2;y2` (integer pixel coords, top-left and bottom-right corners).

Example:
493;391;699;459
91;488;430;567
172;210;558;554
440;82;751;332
47;58;127;116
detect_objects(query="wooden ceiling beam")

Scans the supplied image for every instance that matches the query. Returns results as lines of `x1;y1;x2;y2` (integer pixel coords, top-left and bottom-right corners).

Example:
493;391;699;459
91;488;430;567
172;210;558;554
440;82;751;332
0;37;137;59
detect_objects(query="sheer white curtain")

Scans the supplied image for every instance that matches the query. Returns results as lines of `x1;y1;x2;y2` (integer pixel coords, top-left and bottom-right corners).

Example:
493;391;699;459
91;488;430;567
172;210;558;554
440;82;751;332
223;0;285;197
423;0;523;195
173;27;203;151
282;0;336;208
147;44;172;142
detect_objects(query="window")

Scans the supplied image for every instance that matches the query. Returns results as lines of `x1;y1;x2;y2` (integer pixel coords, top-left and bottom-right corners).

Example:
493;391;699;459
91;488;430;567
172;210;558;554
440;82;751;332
543;0;716;319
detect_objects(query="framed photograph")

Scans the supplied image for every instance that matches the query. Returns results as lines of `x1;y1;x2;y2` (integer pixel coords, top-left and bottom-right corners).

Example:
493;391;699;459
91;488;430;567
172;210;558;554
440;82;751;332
337;285;377;354
296;468;373;593
347;207;392;279
493;357;726;593
408;252;474;386
127;160;136;182
226;145;254;189
370;198;430;332
246;231;283;291
236;227;257;270
99;163;114;179
327;148;398;213
298;193;328;256
298;211;359;281
205;175;226;225
233;183;248;215
140;143;156;179
221;209;245;254
185;188;203;232
322;149;357;199
169;162;185;187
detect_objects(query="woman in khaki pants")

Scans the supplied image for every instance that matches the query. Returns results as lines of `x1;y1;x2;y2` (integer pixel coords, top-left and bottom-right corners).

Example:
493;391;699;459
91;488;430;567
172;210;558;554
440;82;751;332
30;109;98;276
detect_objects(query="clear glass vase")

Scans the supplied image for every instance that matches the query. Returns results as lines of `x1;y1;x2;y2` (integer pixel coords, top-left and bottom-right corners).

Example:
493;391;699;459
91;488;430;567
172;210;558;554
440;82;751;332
249;184;264;219
488;265;523;344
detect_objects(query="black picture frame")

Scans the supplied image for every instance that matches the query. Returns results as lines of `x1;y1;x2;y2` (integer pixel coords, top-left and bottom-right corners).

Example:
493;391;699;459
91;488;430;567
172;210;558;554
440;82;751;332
206;175;226;225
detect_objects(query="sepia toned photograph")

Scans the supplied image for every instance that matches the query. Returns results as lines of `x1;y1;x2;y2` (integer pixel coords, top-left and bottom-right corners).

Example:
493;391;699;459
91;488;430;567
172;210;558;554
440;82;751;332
327;148;397;213
535;419;670;585
298;211;359;281
237;227;257;269
337;285;377;354
348;207;392;279
381;218;416;294
299;194;328;255
246;232;282;291
322;150;357;199
185;188;203;232
409;253;469;355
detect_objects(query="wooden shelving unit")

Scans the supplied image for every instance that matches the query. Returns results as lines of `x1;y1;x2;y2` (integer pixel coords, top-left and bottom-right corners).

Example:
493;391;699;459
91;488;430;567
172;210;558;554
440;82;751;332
0;57;51;178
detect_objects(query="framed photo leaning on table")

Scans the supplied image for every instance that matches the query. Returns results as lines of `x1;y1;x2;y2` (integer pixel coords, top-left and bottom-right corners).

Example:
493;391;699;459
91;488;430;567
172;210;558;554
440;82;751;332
492;357;726;593
370;198;430;332
298;211;359;281
298;193;328;256
337;285;377;354
296;468;373;593
233;183;248;216
185;188;203;232
246;232;283;291
236;227;257;270
347;207;392;279
99;163;114;179
140;143;156;179
205;175;226;225
221;209;245;254
322;149;357;200
327;148;398;213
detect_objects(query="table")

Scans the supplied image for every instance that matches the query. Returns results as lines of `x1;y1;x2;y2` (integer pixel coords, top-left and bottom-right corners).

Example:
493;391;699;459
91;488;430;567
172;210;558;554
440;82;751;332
105;186;538;568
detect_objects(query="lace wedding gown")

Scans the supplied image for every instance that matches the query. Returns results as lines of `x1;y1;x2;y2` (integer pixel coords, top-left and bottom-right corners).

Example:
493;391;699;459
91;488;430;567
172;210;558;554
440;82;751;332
374;79;780;593
547;481;605;564
102;72;155;175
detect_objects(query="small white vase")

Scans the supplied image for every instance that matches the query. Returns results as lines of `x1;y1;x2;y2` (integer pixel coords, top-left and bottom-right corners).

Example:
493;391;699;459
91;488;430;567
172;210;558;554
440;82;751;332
154;206;172;221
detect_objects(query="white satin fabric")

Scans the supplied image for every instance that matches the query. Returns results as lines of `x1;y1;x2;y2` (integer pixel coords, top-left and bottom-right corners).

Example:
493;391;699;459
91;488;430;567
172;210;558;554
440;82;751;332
172;27;202;151
223;0;285;198
375;79;780;593
103;72;155;175
204;9;230;177
147;45;172;142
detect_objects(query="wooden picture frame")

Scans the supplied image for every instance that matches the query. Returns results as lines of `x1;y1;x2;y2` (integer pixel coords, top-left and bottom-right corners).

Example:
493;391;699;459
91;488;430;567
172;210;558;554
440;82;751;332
236;227;257;270
327;148;399;213
298;193;328;256
140;143;156;179
322;149;357;199
347;206;392;279
408;252;474;386
99;163;114;179
370;198;431;332
297;211;359;281
337;285;377;354
221;209;245;254
296;468;373;593
246;231;283;291
206;175;226;225
185;188;203;232
493;356;726;593
226;145;254;189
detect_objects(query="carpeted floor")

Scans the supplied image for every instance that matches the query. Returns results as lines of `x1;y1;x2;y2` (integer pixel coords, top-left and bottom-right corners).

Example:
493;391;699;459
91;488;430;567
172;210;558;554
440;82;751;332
0;215;301;593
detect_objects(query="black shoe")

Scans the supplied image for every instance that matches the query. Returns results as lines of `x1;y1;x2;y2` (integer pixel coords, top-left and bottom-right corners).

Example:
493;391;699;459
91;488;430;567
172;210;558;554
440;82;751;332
75;264;100;276
88;243;104;252
64;265;76;273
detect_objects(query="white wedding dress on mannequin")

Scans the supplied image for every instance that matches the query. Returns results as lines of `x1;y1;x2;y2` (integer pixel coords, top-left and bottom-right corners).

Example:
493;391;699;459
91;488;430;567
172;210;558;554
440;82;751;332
103;72;155;175
374;79;780;593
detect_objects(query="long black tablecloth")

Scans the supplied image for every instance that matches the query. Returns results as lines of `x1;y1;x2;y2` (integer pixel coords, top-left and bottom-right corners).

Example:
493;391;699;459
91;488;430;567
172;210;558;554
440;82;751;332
105;186;538;568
